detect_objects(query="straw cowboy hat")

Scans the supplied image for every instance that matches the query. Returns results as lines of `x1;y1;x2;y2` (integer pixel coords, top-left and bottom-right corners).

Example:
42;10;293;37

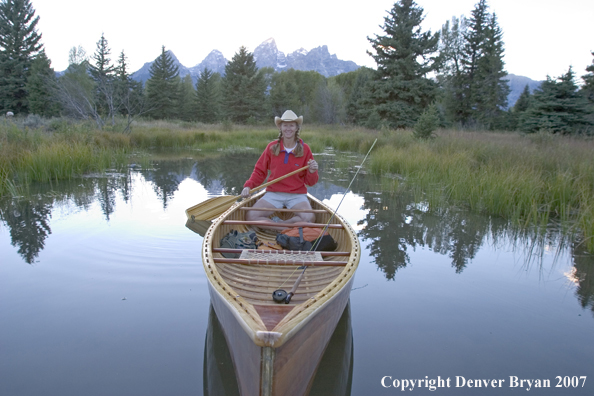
275;110;303;128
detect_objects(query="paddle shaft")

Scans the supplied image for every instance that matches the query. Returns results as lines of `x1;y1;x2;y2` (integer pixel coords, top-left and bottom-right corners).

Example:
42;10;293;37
247;164;310;195
187;164;310;221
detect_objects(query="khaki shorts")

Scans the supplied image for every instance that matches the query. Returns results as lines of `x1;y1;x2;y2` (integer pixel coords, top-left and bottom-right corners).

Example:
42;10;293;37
261;192;309;209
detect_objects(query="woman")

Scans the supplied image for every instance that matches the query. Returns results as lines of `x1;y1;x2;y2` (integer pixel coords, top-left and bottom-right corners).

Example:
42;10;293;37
241;110;319;229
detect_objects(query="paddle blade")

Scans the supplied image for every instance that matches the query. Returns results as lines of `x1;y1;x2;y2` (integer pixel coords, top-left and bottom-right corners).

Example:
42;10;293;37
186;195;240;221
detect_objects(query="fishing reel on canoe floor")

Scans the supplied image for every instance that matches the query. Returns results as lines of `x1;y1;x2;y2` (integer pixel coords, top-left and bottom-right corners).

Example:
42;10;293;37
272;265;306;304
272;289;297;304
272;289;290;304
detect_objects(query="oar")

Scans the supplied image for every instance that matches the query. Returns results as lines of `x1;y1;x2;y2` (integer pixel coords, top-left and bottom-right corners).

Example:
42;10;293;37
186;164;310;221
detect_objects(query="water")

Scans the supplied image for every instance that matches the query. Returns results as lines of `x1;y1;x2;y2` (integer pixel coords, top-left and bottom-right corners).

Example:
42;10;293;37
1;152;592;395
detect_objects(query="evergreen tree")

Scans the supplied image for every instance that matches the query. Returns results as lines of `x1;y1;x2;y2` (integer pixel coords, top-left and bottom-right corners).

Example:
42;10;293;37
459;0;490;123
413;104;439;139
114;50;145;131
438;16;468;124
145;46;180;119
177;74;195;121
581;52;594;103
195;68;221;123
521;67;591;134
268;69;325;120
365;0;440;128
269;70;301;116
513;84;532;113
0;0;43;114
506;84;531;130
341;67;375;124
439;0;509;129
472;12;509;128
26;50;60;116
222;46;266;123
89;33;116;122
90;34;116;81
581;52;594;127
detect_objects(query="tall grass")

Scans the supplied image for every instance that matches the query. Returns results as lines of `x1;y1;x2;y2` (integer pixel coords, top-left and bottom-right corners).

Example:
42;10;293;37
0;119;130;195
2;117;594;252
369;129;594;252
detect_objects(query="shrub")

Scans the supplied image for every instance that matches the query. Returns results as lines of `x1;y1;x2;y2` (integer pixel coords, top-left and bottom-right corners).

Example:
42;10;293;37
413;104;439;139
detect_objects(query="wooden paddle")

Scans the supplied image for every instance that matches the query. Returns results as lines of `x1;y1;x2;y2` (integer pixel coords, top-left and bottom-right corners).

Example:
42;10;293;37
186;164;310;221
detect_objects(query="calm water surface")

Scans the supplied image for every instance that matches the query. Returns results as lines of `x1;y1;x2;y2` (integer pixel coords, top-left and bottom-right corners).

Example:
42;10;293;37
1;152;592;395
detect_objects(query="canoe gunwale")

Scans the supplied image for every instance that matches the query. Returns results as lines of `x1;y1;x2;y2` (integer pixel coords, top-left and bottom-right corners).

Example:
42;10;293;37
201;191;360;348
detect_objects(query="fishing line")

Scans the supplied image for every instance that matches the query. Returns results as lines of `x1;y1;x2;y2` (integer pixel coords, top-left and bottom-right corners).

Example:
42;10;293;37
273;139;378;303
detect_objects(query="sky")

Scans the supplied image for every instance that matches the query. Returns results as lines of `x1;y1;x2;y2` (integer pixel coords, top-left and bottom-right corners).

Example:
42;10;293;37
32;0;594;82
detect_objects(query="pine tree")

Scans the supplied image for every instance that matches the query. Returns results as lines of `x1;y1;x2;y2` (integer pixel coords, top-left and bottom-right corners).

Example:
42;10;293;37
26;50;60;116
343;67;375;125
505;84;531;130
439;0;509;129
521;67;591;134
90;34;116;81
177;74;195;121
472;12;509;128
438;16;468;124
269;70;300;116
145;46;180;119
365;0;440;128
513;85;531;113
582;52;594;103
222;46;266;123
581;52;594;127
90;33;116;122
114;50;145;131
195;68;221;123
0;0;43;114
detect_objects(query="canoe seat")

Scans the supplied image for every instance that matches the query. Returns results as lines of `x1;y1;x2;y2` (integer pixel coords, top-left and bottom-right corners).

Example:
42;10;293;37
239;249;323;263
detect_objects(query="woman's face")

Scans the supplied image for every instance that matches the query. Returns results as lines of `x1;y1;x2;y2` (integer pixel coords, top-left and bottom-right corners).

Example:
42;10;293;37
280;122;298;140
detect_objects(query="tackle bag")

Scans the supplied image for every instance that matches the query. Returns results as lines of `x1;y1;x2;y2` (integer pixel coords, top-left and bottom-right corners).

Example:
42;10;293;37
276;227;337;252
219;229;259;258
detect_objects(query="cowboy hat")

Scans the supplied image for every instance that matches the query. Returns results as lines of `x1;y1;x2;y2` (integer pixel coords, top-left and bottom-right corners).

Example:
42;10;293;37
274;110;303;128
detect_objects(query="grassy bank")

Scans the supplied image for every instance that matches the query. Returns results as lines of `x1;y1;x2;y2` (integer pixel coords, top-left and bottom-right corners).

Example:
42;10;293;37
1;117;593;252
369;130;594;252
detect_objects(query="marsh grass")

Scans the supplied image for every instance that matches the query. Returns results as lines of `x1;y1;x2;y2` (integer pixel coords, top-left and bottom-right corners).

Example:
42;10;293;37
2;118;594;252
370;129;594;251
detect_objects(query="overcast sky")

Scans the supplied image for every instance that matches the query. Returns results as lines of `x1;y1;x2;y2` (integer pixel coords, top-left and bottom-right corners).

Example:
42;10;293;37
32;0;593;82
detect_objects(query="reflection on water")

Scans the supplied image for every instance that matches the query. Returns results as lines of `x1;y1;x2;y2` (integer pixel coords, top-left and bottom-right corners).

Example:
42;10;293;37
2;151;594;395
2;152;594;317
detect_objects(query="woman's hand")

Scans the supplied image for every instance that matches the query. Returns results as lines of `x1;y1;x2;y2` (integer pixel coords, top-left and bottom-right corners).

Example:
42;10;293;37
308;159;318;173
241;187;251;198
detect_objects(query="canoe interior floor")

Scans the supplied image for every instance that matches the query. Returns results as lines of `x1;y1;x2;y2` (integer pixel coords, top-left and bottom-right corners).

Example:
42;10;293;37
253;304;295;331
217;263;343;306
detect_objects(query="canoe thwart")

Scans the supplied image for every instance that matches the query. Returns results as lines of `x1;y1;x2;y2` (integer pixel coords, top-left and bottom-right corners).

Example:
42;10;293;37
239;207;328;214
222;220;343;229
212;248;351;257
213;258;348;266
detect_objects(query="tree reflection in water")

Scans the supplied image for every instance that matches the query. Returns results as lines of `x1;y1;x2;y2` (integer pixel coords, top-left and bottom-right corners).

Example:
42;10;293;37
357;191;504;277
0;197;52;264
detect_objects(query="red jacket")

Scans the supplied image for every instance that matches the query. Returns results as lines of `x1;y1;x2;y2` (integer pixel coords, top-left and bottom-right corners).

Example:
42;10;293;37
244;140;318;194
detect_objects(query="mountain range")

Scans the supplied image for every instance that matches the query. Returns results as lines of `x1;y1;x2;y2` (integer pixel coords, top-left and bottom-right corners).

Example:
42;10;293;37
128;37;541;108
130;38;359;84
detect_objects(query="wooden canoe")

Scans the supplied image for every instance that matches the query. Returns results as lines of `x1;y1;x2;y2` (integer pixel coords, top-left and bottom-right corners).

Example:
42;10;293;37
188;191;360;396
203;302;354;396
